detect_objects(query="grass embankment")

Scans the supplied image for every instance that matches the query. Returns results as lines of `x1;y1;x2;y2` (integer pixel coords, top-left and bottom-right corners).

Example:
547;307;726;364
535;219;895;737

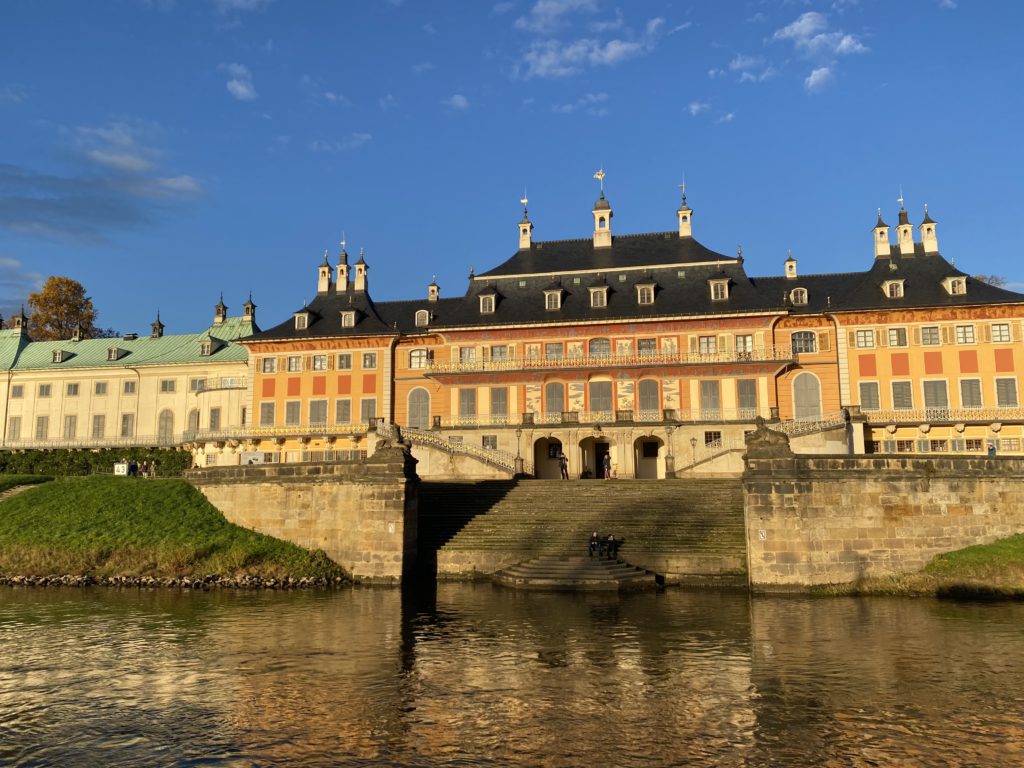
0;476;345;582
0;475;53;494
815;535;1024;600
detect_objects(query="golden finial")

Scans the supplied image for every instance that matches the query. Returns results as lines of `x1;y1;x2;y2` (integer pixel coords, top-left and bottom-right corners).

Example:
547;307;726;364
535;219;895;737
593;167;606;193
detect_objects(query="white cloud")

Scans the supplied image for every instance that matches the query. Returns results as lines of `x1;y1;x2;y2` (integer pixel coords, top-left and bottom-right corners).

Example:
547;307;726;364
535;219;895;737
773;11;829;43
300;74;350;106
552;91;608;115
668;21;692;34
729;53;762;71
772;12;868;57
412;61;434;73
442;94;470;110
221;62;257;101
688;101;709;116
379;93;398;110
309;133;373;153
423;22;436;34
939;0;957;7
213;0;273;12
0;85;27;104
76;123;159;173
739;66;776;83
514;0;598;34
589;9;624;33
517;26;659;79
707;68;725;79
804;66;834;91
717;112;735;123
0;256;45;316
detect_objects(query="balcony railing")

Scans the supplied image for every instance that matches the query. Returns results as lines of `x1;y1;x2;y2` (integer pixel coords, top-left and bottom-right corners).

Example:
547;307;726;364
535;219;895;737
193;377;248;393
5;434;184;450
774;411;849;437
427;408;764;429
181;423;373;443
426;346;795;375
862;406;1024;424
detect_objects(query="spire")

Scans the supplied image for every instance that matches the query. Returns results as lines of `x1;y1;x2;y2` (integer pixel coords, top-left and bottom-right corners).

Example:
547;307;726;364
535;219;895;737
354;248;368;291
428;275;440;302
336;234;350;290
591;168;612;247
873;207;891;259
214;293;227;325
919;203;939;254
243;292;256;321
317;248;333;294
518;192;534;250
677;180;693;237
151;310;165;338
321;248;330;267
896;189;914;255
12;305;27;334
785;249;797;279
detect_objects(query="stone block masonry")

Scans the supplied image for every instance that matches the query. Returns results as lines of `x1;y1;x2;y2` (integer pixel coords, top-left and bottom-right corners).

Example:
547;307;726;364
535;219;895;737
743;427;1024;590
187;447;417;584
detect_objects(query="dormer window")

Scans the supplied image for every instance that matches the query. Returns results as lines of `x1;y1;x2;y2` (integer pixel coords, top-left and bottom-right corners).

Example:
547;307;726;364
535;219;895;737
710;279;729;301
295;313;309;330
945;277;966;296
790;288;808;306
107;347;124;361
479;295;495;314
589;287;608;308
200;341;212;356
882;280;905;299
544;290;562;311
52;350;65;363
415;309;429;327
637;285;655;305
341;311;356;328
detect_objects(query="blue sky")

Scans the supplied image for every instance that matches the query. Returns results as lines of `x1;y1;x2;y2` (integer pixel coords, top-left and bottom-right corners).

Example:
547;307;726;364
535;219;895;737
1;0;1021;334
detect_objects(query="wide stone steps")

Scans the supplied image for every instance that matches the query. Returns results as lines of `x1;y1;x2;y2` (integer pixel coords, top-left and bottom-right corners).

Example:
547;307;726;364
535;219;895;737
492;556;658;591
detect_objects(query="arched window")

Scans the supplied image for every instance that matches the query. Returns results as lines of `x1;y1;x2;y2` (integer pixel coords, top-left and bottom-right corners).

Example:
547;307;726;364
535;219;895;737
790;288;807;305
158;409;174;442
638;380;660;414
407;388;430;430
544;382;565;415
589;338;611;358
791;331;817;354
793;373;822;420
187;409;199;435
589;380;613;414
415;310;429;327
409;349;430;369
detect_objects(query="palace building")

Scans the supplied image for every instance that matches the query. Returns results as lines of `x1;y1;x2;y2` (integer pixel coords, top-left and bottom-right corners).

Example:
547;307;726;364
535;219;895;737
4;182;1024;478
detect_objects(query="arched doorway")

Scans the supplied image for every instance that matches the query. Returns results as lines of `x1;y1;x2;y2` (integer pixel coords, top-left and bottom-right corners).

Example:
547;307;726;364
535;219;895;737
408;387;430;429
158;409;174;443
579;436;614;479
793;372;822;419
533;437;563;479
633;435;664;479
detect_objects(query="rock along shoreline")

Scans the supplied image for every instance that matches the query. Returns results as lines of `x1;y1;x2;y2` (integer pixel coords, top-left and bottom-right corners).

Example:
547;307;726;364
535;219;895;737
0;574;349;590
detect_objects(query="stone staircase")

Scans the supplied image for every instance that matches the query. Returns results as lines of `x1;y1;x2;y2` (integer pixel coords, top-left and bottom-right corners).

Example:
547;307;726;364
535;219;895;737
418;479;748;587
493;555;657;591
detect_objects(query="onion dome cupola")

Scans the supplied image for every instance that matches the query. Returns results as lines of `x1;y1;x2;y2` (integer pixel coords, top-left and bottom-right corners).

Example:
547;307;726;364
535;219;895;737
151;311;165;338
214;293;228;325
591;168;613;248
336;236;350;290
317;249;333;294
872;208;891;258
354;248;368;292
919;204;939;254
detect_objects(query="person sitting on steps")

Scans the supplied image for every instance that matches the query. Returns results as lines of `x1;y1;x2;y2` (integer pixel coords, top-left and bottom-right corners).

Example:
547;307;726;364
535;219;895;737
589;531;600;558
606;534;618;560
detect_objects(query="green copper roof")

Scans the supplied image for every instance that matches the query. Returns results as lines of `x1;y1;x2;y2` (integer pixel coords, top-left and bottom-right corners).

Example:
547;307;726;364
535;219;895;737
8;317;258;371
0;329;29;370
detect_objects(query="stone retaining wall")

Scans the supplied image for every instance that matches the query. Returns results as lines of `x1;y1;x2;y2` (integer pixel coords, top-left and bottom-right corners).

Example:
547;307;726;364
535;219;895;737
187;447;417;584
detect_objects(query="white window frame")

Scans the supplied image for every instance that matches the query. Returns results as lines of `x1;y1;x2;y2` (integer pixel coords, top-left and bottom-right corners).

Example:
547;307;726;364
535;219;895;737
996;378;1019;408
859;381;881;411
479;295;495;314
312;354;327;371
698;336;717;355
710;280;728;301
790;288;807;306
284;400;301;426
955;325;975;345
590;288;607;308
262;358;277;373
415;309;429;327
884;280;904;299
295;314;308;330
337;353;352;370
362;352;377;369
287;355;302;372
959;378;983;409
636;285;655;305
992;323;1011;343
544;291;561;310
341;311;356;328
922;379;949;409
920;326;941;346
888;328;908;348
855;329;875;348
892;380;914;410
259;402;276;426
409;349;430;369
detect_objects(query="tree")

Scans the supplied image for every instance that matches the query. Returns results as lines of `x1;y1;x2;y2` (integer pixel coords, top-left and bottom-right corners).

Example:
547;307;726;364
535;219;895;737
973;275;1008;288
26;276;101;341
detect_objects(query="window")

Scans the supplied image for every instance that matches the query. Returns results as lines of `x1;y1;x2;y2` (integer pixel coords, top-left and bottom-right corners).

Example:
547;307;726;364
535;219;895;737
1002;438;1021;452
710;281;728;301
482;435;498;450
896;440;915;453
637;285;655;305
589;338;611;358
200;341;213;356
966;439;984;452
459;389;477;418
208;407;221;431
189;378;207;393
11;385;22;399
479;295;495;314
545;343;563;360
295;314;308;330
923;380;949;409
704;430;722;447
8;417;20;440
790;288;807;306
855;330;875;348
737;379;757;415
287;356;302;372
698;336;717;354
61;415;76;439
285;402;301;426
921;326;940;346
992;323;1011;343
735;335;753;356
859;382;880;411
590;288;607;308
409;349;430;369
259;402;275;426
360;397;377;423
35;416;49;440
52;350;65;363
700;380;721;418
94;382;107;396
335;399;351;424
66;383;79;396
791;331;816;354
997;378;1019;407
638;380;659;413
886;281;904;299
415;310;429;327
892;381;913;410
309;400;328;425
341;311;355;327
459;347;476;364
637;338;657;357
888;328;908;347
490;345;508;362
107;348;121;361
362;352;377;369
160;379;176;393
39;384;52;398
589;381;613;414
157;410;174;441
949;278;965;295
545;291;561;310
91;415;105;438
955;325;975;344
337;353;352;370
545;382;565;415
930;440;949;452
960;379;983;408
312;355;327;371
490;387;508;417
120;413;135;437
262;357;278;373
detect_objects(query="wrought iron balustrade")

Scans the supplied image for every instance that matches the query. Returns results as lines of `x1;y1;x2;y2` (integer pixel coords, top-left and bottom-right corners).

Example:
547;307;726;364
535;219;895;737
862;406;1024;424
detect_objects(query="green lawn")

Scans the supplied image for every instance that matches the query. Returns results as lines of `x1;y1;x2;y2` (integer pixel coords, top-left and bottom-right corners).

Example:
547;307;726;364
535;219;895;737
0;475;53;495
0;476;345;581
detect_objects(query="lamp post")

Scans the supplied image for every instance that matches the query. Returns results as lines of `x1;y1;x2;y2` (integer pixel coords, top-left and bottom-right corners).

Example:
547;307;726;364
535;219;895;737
664;424;676;478
514;427;524;476
690;436;697;468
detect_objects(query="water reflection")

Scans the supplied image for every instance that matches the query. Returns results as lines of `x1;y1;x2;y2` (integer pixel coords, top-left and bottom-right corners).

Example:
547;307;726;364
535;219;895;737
1;585;1023;766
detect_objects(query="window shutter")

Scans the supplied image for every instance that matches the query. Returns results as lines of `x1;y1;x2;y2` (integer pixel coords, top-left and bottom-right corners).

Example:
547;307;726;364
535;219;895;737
848;331;856;347
1014;322;1023;343
882;440;896;453
912;327;921;346
982;325;991;343
942;326;953;344
717;334;729;353
876;329;886;347
688;336;698;354
327;355;335;370
755;331;766;349
951;439;965;452
917;440;931;453
818;332;831;352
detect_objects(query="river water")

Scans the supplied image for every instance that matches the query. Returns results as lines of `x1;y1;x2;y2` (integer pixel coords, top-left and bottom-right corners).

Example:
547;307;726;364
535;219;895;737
1;584;1023;767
